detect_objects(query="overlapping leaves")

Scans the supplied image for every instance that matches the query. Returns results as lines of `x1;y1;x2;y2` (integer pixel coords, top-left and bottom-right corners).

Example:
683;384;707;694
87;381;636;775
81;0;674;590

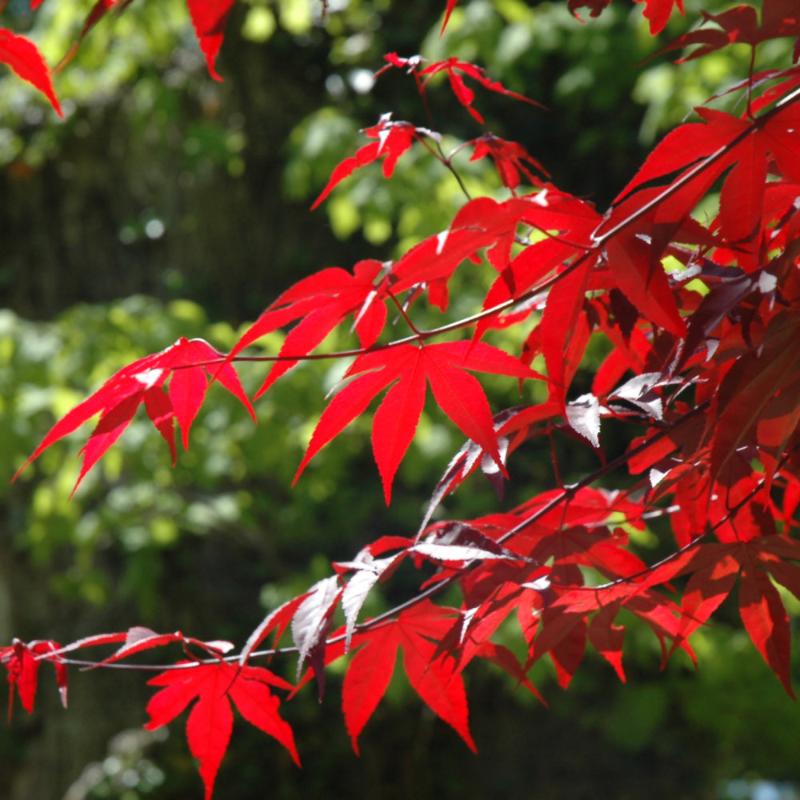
7;2;800;799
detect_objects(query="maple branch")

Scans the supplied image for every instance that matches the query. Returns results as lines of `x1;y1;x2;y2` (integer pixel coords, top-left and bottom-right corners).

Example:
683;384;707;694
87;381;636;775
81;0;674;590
594;85;800;242
418;134;473;201
497;408;709;546
24;69;800;686
572;446;800;599
435;139;473;201
11;5;800;794
516;223;594;252
386;288;424;335
37;402;709;673
747;47;757;119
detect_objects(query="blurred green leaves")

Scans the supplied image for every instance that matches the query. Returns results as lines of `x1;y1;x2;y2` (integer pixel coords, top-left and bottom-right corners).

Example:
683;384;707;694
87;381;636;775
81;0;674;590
2;294;523;616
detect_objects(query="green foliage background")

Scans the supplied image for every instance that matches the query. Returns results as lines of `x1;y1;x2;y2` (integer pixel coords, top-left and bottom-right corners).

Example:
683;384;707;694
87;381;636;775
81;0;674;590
2;1;799;798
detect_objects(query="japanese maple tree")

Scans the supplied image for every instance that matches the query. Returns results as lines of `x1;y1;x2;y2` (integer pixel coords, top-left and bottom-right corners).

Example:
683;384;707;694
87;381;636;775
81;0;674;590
4;0;800;797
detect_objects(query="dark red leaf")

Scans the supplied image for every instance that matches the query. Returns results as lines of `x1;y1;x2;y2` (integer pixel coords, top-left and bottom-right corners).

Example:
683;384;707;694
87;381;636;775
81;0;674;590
739;555;794;696
605;233;686;337
673;551;739;651
56;0;116;72
587;603;626;682
664;0;799;62
343;602;475;754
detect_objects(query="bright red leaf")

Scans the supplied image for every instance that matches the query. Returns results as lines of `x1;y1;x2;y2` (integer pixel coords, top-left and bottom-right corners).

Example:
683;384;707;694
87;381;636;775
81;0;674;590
378;53;542;124
294;341;542;503
568;0;684;33
442;0;459;32
312;116;427;209
343;601;476;754
16;337;254;492
1;640;67;718
419;57;543;124
469;134;548;191
0;29;62;116
228;259;389;398
186;0;236;81
146;661;299;800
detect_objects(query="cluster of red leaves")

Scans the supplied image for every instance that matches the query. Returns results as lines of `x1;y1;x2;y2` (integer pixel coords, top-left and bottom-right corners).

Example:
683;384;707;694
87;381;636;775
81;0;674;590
14;336;254;494
662;0;800;62
377;51;543;125
7;2;800;799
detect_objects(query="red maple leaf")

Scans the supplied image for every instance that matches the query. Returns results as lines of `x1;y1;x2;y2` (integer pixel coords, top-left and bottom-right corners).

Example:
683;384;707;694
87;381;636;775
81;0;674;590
610;104;800;255
294;340;543;503
665;537;799;696
312;116;430;209
390;190;597;316
342;601;476;754
738;550;794;696
442;0;459;32
378;53;542;124
663;0;800;63
469;134;549;191
228;259;389;398
15;337;254;492
568;0;684;34
146;661;299;800
39;0;236;80
0;29;62;116
186;0;236;81
638;0;685;34
1;640;67;718
710;312;800;477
